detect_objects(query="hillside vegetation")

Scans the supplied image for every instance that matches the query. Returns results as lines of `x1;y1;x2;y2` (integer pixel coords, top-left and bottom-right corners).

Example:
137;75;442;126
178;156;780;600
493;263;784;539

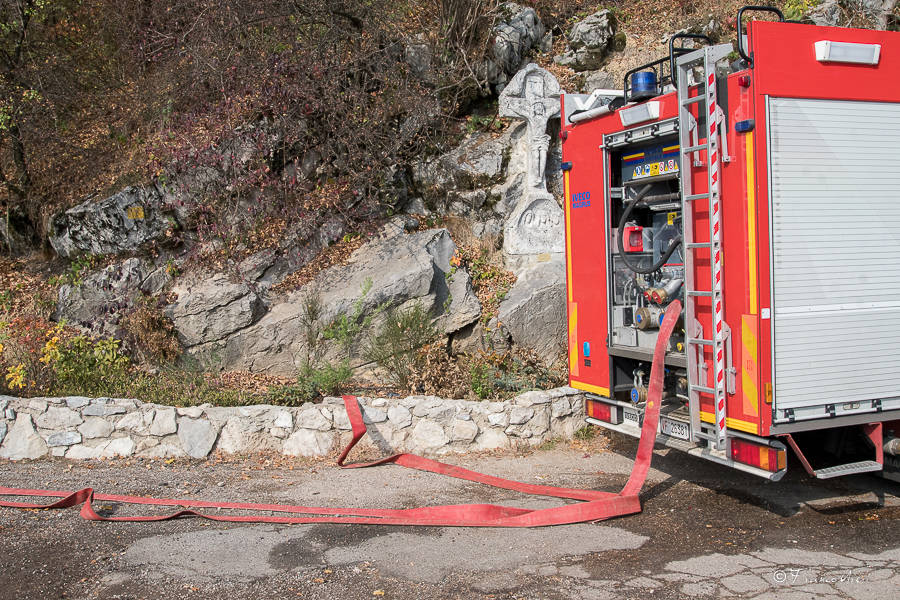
1;0;896;405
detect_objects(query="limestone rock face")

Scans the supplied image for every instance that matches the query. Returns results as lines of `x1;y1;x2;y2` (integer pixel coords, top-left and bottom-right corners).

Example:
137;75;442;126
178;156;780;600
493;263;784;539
196;227;481;375
0;414;48;460
555;10;618;71
413;130;513;195
497;258;566;364
811;0;897;29
49;185;173;258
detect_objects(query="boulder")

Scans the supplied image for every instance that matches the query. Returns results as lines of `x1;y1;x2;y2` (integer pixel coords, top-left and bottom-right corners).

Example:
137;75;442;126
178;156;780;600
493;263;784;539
217;418;276;454
0;421;6;445
55;258;154;336
46;431;82;447
387;405;413;428
411;419;450;450
167;273;266;347
97;437;136;458
485;3;546;90
413;129;513;195
65;397;92;409
810;0;896;29
0;414;48;460
79;417;115;439
555;10;618;71
450;419;479;443
283;429;334;457
49;185;173;258
177;418;219;458
82;402;127;417
272;410;293;430
497;257;566;364
509;406;534;425
404;34;432;78
474;428;510;450
297;406;332;431
580;70;618;94
35;406;83;429
150;408;178;436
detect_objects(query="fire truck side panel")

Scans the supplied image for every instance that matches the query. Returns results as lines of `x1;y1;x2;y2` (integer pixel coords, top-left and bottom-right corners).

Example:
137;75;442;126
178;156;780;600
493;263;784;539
561;94;612;397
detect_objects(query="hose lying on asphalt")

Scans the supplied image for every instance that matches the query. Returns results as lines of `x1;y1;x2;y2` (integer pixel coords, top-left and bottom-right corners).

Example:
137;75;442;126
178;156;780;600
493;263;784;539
0;302;681;527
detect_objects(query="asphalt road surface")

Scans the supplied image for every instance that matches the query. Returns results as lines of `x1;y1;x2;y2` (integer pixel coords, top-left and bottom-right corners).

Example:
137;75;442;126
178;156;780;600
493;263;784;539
1;433;898;600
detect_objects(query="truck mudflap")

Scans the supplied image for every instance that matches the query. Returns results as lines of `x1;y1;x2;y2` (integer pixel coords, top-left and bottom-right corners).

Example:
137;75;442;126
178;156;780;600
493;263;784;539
0;303;683;527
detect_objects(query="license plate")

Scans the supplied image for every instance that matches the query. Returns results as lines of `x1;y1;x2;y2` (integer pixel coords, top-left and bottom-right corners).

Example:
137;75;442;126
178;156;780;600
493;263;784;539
623;407;643;428
661;418;690;440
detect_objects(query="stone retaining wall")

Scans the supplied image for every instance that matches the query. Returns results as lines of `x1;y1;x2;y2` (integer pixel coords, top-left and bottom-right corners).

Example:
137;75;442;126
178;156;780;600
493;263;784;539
0;388;587;461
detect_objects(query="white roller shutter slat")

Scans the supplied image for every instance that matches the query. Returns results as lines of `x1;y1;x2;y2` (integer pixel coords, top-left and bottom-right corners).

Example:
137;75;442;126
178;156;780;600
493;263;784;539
768;97;900;415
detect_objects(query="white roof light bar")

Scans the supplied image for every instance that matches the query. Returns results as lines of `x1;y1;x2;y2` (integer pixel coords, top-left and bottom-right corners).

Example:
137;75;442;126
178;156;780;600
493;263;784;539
619;101;660;127
815;40;881;65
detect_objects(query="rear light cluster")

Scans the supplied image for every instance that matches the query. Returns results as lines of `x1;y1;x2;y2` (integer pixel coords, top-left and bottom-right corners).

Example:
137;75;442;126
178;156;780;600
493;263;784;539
731;438;786;472
586;399;612;422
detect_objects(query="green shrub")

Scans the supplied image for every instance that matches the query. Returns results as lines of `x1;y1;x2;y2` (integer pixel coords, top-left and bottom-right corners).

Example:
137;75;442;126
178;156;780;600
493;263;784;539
120;367;248;407
268;361;353;406
49;335;130;397
365;302;437;391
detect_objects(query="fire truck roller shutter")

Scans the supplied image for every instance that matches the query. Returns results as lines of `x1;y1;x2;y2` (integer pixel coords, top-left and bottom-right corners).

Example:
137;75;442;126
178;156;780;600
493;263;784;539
767;97;900;422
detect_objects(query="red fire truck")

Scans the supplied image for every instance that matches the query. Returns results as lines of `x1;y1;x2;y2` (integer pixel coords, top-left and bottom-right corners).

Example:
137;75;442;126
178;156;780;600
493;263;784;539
560;7;900;481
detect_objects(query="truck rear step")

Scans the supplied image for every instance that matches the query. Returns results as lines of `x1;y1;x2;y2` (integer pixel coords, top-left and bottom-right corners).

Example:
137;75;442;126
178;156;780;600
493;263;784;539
813;461;883;480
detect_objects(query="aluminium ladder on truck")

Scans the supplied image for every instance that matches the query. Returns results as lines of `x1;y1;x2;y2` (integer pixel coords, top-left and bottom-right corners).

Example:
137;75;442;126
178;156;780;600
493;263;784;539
675;45;734;451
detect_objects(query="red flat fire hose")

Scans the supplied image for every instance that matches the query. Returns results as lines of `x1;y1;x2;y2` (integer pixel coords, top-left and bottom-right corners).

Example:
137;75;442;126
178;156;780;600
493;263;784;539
0;302;681;527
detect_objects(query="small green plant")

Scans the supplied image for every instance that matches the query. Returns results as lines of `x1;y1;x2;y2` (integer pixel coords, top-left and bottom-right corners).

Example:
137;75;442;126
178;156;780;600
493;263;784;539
365;302;437;391
574;425;597;441
49;254;99;288
469;362;493;399
537;438;560;451
783;0;820;20
464;113;501;133
0;289;11;313
164;258;181;278
324;278;375;356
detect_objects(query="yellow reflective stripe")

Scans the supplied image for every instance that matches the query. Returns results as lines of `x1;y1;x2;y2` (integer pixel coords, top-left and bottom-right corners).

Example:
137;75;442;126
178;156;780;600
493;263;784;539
568;302;579;377
571;380;610;397
741;315;759;418
746;132;758;315
699;411;760;435
564;171;573;302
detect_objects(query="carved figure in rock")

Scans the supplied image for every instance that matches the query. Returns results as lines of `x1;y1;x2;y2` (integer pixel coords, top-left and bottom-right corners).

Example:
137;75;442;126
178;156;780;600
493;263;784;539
499;64;565;257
